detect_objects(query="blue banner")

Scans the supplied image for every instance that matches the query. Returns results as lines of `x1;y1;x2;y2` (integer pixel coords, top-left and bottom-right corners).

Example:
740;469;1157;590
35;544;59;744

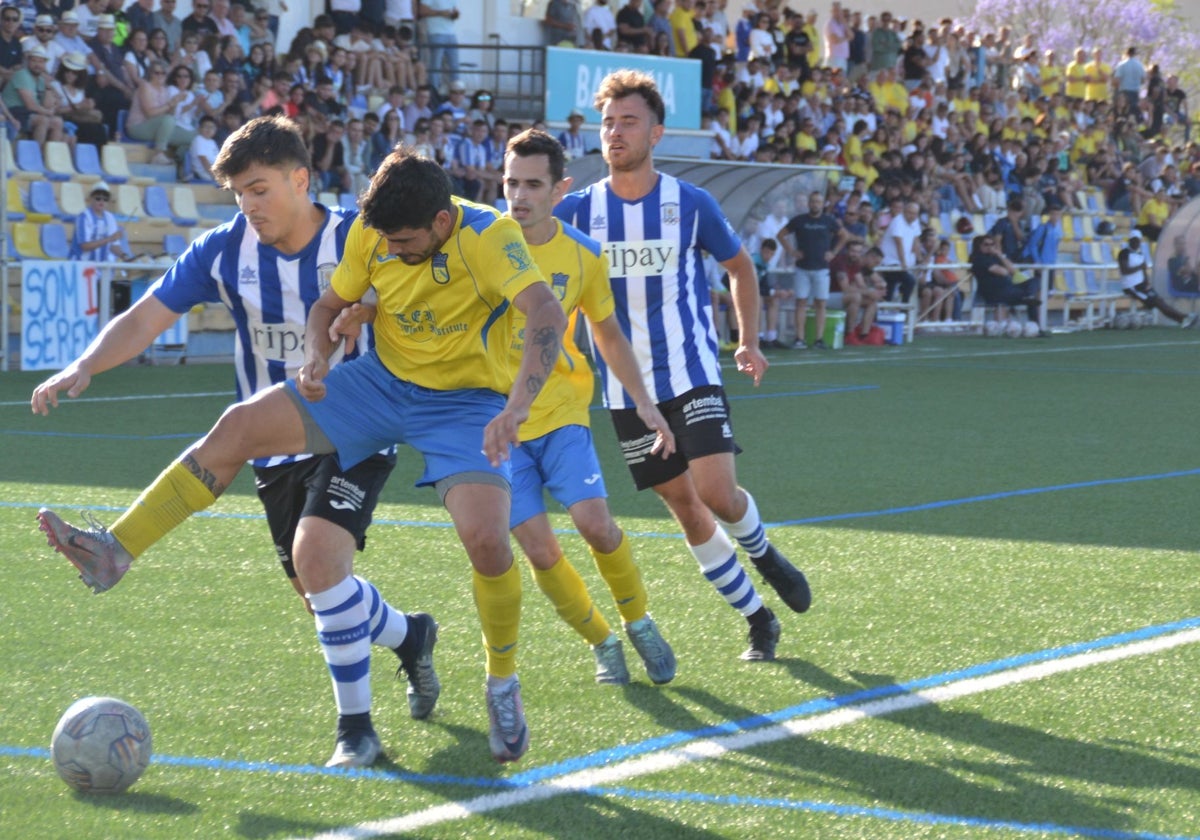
544;47;701;130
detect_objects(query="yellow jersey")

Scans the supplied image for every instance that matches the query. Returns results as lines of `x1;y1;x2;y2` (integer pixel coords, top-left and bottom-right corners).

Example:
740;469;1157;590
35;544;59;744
1065;61;1087;99
1084;60;1111;102
331;198;547;393
512;219;613;441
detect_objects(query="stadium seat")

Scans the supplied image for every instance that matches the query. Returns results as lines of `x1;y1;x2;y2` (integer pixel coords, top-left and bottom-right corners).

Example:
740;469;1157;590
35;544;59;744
4;231;19;261
101;144;155;186
162;233;186;256
168;186;205;227
5;179;26;222
45;141;92;182
12;221;48;259
143;185;179;225
16;139;68;181
10;181;52;224
113;183;145;219
72;143;107;182
28;180;73;222
59;180;87;218
40;222;71;259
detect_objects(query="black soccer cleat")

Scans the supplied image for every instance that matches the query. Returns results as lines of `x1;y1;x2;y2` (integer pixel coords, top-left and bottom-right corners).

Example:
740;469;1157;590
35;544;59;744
750;544;812;613
741;610;781;662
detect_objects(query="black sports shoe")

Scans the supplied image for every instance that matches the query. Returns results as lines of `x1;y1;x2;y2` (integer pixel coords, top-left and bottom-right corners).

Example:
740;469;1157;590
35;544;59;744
326;726;382;768
750;544;812;613
395;613;441;720
741;610;781;661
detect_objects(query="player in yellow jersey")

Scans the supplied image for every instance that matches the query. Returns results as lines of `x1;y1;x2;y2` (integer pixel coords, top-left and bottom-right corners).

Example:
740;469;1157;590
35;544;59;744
503;129;678;686
37;149;568;764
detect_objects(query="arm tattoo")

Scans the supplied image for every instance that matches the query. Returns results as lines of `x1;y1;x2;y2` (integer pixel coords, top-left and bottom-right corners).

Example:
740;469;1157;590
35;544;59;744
524;324;559;396
182;453;226;498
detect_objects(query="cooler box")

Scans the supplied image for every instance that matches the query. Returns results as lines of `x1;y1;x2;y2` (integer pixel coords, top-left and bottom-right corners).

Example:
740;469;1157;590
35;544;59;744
803;310;845;349
876;311;906;345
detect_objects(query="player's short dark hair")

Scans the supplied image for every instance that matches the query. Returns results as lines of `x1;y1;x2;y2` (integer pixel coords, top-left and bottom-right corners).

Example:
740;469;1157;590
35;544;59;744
360;148;454;233
211;115;311;187
505;128;565;183
594;69;666;125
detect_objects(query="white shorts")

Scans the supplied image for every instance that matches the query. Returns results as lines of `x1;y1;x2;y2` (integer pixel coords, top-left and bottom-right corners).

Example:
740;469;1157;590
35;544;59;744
794;268;831;302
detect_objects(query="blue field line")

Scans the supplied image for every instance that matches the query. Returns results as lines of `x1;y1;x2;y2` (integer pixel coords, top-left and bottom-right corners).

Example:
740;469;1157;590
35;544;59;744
7;615;1198;815
589;786;1199;840
504;615;1200;786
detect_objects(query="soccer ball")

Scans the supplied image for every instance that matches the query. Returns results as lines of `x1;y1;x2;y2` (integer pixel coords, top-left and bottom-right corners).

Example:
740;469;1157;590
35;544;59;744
1113;312;1133;329
51;697;151;794
1004;319;1024;338
1023;321;1042;338
983;319;1005;337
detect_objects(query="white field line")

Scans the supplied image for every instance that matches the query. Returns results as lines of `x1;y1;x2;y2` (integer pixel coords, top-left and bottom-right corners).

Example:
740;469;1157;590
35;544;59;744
299;626;1200;840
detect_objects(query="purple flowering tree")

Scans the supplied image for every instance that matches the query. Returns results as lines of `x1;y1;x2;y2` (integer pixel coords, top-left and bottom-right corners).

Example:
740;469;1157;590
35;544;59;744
968;0;1200;82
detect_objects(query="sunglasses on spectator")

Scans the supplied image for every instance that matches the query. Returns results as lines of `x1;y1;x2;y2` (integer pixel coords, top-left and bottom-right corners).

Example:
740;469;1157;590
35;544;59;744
2;15;20;22
92;194;110;201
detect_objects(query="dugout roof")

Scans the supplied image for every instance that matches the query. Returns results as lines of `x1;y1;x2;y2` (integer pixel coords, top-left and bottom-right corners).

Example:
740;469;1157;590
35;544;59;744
1151;195;1200;302
565;155;838;234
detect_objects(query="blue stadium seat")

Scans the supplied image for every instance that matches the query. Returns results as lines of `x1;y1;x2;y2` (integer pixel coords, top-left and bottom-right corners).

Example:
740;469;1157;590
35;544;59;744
28;181;72;221
40;222;71;259
16;139;68;181
74;143;106;180
162;233;186;256
144;185;192;226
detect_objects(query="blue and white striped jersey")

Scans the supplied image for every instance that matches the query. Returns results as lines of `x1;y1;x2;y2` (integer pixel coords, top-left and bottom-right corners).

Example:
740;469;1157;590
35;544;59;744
554;174;742;409
149;204;357;468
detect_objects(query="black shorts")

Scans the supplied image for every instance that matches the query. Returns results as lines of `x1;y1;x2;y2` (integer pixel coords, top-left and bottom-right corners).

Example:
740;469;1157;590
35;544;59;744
610;385;740;491
253;451;397;578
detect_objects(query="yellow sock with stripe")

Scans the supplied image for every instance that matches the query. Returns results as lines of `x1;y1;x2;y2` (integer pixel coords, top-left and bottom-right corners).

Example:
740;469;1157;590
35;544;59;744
111;460;218;558
532;556;611;646
473;562;522;678
589;531;648;624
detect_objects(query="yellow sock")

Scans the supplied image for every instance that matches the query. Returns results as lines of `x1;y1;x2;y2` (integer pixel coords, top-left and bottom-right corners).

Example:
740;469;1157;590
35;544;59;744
473;562;521;678
590;531;648;624
532;556;611;646
111;460;218;558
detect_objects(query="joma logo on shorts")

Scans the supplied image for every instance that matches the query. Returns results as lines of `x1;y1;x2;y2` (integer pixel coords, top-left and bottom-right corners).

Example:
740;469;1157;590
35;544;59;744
603;239;678;278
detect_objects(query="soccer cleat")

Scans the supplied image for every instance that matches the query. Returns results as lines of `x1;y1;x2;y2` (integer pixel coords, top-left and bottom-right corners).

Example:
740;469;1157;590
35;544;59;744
750;544;812;613
325;727;382;768
792;338;807;350
624;614;677;685
740;610;781;662
395;612;441;720
592;633;631;685
485;676;529;763
37;508;133;594
813;339;828;349
1181;313;1197;329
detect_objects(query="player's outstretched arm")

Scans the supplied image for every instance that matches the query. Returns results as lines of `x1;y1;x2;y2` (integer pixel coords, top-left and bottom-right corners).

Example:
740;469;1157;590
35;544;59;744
589;313;675;459
722;246;768;386
327;288;379;355
31;294;181;416
483;282;566;466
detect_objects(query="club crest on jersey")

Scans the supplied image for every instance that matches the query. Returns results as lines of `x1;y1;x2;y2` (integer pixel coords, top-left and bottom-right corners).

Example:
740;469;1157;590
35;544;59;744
590;212;606;231
660;202;680;226
550;272;568;300
431;252;450;285
239;264;258;285
505;241;533;272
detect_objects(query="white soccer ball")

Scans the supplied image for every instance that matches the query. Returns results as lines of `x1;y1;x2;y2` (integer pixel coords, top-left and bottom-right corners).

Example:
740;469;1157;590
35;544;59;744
51;697;151;794
1005;319;1024;338
1023;321;1042;338
1113;312;1133;330
984;319;1005;337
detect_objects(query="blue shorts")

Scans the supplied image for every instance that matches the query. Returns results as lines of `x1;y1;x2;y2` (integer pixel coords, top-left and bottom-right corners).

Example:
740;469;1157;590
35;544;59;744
285;350;510;488
509;424;607;529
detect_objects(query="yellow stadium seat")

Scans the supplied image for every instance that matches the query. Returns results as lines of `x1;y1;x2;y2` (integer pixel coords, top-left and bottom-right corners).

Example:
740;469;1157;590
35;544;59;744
13;221;48;259
100;144;155;186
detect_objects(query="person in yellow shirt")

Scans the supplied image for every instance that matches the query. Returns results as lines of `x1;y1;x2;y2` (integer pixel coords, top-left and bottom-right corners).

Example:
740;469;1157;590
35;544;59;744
670;0;698;57
1136;183;1172;242
499;128;679;686
1065;47;1087;101
1039;50;1063;99
1083;48;1111;103
39;147;570;766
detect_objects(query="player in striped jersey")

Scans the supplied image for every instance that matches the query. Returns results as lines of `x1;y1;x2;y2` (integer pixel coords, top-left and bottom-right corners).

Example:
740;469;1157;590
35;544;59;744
553;70;812;662
33;116;441;769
